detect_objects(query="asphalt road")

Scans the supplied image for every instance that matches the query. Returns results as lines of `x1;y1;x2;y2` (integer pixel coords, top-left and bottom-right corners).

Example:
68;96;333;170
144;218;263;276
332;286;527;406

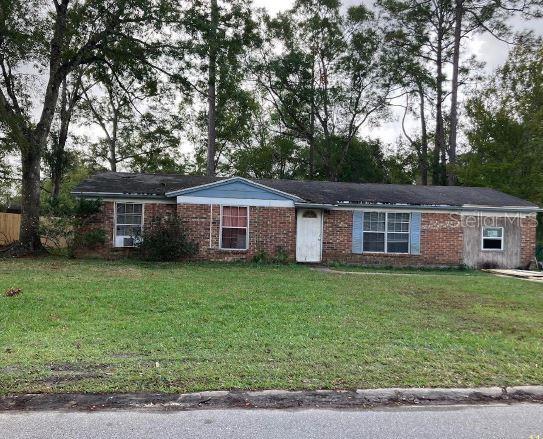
1;403;542;439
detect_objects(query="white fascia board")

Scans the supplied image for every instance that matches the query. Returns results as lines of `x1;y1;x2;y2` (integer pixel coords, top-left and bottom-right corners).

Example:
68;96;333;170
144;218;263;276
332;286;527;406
166;176;305;202
101;198;175;204
177;195;294;208
72;192;174;204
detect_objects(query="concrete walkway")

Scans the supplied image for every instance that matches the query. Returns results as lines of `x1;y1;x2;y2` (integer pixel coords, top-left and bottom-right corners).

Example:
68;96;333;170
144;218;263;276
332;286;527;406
485;269;543;283
312;267;474;276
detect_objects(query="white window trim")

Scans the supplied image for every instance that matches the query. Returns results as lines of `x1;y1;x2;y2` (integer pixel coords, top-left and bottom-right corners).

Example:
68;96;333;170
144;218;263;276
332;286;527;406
219;205;249;251
113;202;145;248
481;226;504;251
362;212;411;254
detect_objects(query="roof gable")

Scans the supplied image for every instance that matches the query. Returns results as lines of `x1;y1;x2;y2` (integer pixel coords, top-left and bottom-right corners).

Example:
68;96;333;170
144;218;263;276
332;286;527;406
165;177;305;202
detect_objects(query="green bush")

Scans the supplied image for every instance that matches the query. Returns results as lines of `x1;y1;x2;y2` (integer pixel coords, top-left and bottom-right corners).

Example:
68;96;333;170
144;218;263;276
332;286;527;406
536;244;543;263
252;247;290;264
252;249;270;264
41;198;105;257
137;215;197;262
74;228;107;250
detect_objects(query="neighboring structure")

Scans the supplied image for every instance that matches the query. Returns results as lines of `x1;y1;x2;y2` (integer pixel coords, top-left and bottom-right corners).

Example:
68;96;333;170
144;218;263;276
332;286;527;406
73;172;541;268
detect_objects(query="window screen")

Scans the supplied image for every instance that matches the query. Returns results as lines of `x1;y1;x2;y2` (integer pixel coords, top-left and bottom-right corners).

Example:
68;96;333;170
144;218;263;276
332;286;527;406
115;203;143;247
387;213;410;253
363;212;385;252
362;212;410;254
221;206;248;250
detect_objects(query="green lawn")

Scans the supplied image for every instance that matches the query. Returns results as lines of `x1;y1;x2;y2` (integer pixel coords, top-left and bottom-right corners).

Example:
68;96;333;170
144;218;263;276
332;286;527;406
1;258;542;395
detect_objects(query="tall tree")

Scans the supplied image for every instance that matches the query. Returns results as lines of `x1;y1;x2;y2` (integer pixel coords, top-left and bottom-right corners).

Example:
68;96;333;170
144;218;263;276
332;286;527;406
176;0;260;176
380;0;541;186
0;0;171;253
458;34;543;204
45;70;85;203
259;0;394;181
206;0;219;177
379;0;456;185
79;71;182;173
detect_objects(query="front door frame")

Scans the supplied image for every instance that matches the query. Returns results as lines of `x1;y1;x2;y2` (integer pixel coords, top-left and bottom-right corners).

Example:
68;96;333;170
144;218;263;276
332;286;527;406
296;208;323;263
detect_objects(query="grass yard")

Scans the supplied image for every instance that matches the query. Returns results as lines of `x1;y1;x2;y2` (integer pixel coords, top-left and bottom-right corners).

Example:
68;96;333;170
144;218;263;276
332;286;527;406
1;258;542;395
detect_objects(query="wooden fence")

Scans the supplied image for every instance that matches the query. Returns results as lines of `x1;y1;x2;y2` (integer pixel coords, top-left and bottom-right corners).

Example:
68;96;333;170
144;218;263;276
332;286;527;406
0;213;21;245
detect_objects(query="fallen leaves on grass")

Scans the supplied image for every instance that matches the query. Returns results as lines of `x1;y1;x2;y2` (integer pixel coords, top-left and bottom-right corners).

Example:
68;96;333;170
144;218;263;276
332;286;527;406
4;287;22;297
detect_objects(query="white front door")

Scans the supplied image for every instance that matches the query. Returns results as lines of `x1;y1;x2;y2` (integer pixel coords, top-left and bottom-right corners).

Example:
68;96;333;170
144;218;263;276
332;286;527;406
296;209;323;263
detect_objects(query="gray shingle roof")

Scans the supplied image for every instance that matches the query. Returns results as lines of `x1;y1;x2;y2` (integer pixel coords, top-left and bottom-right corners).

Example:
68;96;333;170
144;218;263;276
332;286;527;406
73;172;539;209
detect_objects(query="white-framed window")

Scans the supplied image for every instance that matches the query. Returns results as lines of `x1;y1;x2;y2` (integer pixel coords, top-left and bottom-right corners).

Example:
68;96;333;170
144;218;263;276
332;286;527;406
220;206;248;250
363;212;410;254
481;226;504;251
115;202;143;248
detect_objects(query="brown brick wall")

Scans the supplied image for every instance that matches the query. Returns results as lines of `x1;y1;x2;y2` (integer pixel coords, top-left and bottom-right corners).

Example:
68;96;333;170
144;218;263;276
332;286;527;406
84;201;537;268
520;215;538;267
322;210;464;266
177;204;296;261
81;201;176;258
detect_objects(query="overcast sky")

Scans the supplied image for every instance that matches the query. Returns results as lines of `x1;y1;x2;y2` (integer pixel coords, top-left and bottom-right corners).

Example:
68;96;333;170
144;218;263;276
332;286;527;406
254;0;543;148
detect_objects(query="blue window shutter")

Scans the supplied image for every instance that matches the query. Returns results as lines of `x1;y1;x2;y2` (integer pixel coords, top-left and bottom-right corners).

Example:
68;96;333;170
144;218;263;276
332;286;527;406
352;211;364;254
410;212;421;255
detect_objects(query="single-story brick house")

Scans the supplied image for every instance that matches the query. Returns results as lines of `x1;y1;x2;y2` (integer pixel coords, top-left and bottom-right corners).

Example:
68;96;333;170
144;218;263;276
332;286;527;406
73;172;541;268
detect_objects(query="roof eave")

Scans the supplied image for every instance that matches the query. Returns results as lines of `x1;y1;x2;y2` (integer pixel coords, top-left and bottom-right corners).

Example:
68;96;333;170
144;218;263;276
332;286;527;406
294;202;542;213
71;191;167;200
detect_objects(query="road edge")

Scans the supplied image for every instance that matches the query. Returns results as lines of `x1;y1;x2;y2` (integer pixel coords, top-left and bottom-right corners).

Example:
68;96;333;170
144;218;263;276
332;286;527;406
1;386;543;411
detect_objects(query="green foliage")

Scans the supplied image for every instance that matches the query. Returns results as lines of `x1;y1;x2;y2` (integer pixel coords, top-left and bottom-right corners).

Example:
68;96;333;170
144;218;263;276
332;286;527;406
258;0;393;180
251;249;269;264
273;247;290;264
229;133;302;179
73;228;107;251
251;247;290;264
458;35;543;205
383;149;419;184
314;137;389;183
42;165;94;212
41;198;105;257
175;0;261;173
137;215;197;262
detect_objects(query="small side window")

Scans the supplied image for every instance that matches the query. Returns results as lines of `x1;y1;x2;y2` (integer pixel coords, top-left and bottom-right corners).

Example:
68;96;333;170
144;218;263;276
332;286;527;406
482;227;503;251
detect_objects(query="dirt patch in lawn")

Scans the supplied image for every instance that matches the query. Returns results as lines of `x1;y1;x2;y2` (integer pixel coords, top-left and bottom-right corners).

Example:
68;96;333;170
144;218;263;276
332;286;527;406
38;363;112;386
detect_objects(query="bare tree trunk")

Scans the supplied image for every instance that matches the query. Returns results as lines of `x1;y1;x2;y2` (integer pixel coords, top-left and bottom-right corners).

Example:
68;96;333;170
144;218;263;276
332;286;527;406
308;53;316;179
50;80;67;202
447;0;463;186
19;145;43;253
50;148;62;201
51;77;72;202
417;81;428;186
109;110;118;172
206;0;219;177
433;23;447;186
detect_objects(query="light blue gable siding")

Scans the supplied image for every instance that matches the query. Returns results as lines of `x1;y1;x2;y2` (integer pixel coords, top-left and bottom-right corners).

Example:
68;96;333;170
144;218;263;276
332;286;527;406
410;212;422;255
352;211;364;254
182;180;293;200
